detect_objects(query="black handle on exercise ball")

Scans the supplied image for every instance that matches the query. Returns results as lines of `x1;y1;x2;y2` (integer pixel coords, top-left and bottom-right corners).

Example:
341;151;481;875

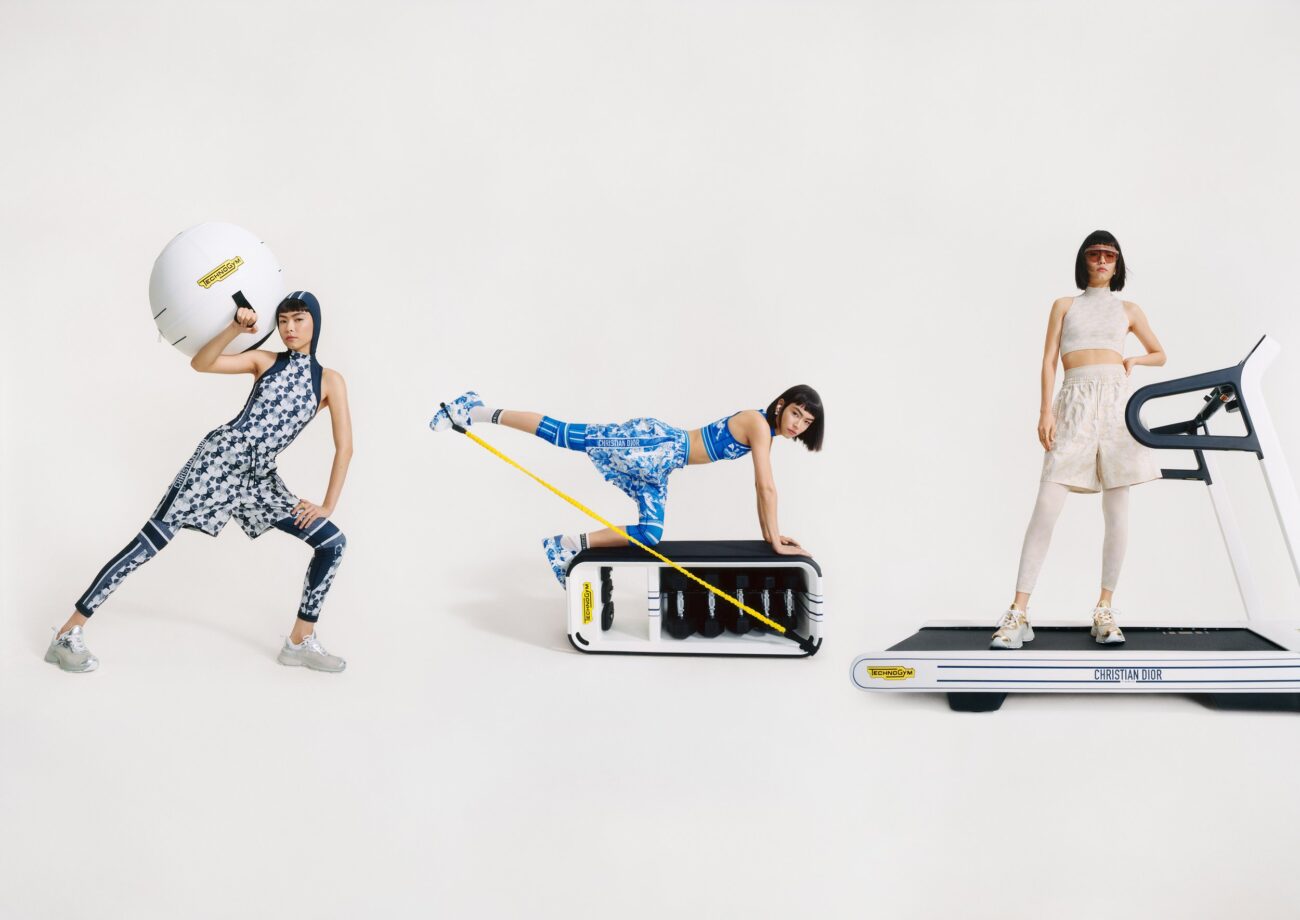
230;289;276;354
231;290;255;320
1125;362;1261;456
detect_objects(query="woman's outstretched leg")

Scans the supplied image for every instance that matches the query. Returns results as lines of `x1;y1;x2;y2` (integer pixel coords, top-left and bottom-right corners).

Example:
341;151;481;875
68;518;176;626
430;392;561;438
430;390;604;450
496;410;544;434
440;399;584;446
530;415;590;451
49;519;177;671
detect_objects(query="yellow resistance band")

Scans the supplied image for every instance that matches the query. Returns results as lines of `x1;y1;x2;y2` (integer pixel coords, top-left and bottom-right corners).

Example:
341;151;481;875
449;417;810;646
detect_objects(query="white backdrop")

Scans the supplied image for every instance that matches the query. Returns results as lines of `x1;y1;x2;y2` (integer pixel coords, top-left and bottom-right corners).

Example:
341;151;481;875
3;2;1299;918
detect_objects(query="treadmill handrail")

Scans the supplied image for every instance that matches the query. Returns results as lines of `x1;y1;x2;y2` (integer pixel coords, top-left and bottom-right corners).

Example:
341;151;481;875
1126;364;1261;456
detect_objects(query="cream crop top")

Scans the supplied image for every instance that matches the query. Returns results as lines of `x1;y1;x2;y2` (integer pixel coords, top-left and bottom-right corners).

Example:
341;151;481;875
1060;286;1129;356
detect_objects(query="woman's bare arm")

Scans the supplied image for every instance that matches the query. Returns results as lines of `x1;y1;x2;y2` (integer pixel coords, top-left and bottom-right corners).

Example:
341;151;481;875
1040;298;1069;413
290;369;353;529
745;413;805;555
190;306;275;376
1037;298;1069;450
1123;301;1166;373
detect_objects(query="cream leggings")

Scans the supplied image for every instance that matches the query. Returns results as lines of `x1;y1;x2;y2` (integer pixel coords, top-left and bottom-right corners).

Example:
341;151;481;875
1015;482;1130;595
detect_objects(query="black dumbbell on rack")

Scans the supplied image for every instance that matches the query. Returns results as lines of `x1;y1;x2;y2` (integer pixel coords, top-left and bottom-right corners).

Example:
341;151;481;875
722;573;754;634
600;566;614;631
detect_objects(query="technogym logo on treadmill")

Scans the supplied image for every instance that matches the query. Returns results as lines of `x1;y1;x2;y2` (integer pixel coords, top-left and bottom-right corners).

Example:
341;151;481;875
866;666;915;680
581;581;594;625
197;256;244;289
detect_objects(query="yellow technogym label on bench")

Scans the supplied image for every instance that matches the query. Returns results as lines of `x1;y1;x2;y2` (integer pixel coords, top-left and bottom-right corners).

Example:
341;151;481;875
197;256;244;289
866;666;916;681
581;581;594;624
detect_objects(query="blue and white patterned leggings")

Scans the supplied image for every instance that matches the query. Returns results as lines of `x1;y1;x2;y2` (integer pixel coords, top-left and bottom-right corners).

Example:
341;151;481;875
535;416;689;546
75;516;346;623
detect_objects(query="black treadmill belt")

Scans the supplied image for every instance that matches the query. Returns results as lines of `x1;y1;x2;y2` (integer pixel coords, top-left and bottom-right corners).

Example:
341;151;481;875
889;626;1285;652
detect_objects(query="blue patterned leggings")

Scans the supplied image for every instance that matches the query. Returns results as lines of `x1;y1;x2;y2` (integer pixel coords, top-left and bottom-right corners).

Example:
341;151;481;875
535;416;689;546
75;516;346;622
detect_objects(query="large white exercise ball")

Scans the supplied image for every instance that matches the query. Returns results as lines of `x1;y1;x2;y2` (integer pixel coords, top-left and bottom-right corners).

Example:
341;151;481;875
148;223;287;357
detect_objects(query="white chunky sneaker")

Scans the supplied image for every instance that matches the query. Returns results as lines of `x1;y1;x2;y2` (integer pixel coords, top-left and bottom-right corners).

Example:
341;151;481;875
542;534;577;587
429;391;484;432
44;626;99;672
1090;605;1126;645
277;633;347;672
990;608;1034;650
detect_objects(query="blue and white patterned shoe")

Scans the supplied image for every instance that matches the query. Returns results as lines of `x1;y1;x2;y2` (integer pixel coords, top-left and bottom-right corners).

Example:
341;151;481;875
542;535;578;587
429;391;484;432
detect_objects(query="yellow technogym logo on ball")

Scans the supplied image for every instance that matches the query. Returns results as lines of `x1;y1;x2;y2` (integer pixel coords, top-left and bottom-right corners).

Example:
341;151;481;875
197;256;245;289
866;666;916;681
581;581;594;624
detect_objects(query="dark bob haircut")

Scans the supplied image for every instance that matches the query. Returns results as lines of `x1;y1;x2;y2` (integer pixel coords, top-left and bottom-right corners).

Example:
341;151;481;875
276;291;317;317
766;384;824;452
1075;229;1126;291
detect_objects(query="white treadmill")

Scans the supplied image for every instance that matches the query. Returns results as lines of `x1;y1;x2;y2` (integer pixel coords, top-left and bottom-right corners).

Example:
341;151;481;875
852;336;1300;711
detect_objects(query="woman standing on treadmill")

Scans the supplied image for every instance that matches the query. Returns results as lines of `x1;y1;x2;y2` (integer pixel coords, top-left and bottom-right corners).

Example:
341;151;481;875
991;231;1166;649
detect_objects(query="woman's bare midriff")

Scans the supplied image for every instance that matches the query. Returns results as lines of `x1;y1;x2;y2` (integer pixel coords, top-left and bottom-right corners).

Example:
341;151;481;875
686;428;710;465
1061;348;1124;370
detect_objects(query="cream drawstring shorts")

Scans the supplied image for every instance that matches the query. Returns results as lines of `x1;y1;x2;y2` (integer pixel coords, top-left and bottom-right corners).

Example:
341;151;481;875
1040;363;1161;494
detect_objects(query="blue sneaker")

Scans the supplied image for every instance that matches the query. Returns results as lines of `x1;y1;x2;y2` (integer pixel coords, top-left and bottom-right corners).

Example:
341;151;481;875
542;535;578;587
430;391;484;432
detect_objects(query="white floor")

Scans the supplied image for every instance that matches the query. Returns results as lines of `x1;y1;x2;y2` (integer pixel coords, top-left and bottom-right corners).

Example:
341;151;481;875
5;547;1298;919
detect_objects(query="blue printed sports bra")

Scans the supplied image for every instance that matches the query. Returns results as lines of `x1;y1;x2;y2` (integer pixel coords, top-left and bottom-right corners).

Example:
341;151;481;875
701;410;775;462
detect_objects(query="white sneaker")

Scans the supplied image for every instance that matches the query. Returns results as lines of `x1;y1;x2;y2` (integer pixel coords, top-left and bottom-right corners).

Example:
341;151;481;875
542;535;577;587
277;633;346;672
44;626;99;672
1090;606;1125;645
429;391;483;432
990;608;1034;650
